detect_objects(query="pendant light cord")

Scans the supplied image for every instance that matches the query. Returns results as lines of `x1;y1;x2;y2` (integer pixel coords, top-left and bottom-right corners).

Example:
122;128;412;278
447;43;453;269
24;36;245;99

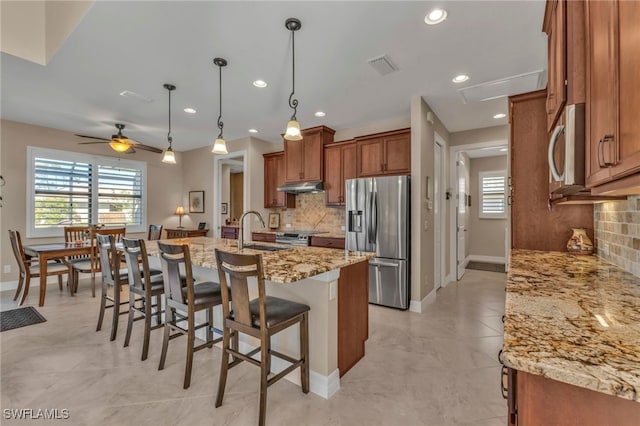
167;88;173;148
217;64;224;138
288;28;298;120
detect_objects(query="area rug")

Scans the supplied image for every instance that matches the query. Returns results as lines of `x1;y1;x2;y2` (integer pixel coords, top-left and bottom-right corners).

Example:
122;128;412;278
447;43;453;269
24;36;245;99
0;306;47;332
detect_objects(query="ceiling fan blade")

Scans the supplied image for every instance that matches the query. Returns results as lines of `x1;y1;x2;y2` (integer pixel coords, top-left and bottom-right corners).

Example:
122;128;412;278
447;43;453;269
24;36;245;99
78;141;110;145
125;146;136;154
133;143;163;154
75;134;110;141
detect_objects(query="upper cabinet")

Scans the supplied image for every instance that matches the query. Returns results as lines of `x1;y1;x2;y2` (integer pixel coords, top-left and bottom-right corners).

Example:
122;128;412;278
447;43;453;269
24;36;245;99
356;128;411;177
586;0;640;193
543;0;586;131
284;125;335;183
324;140;356;206
264;151;295;208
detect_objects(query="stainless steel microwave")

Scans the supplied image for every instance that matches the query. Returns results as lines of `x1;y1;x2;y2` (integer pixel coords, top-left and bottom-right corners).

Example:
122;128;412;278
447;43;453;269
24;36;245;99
548;103;586;195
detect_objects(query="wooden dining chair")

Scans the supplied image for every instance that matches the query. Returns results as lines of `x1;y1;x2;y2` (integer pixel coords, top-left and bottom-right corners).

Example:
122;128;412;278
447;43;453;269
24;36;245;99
95;229;128;341
121;238;164;360
157;241;223;389
147;224;163;241
63;225;95;296
214;249;310;426
8;230;72;305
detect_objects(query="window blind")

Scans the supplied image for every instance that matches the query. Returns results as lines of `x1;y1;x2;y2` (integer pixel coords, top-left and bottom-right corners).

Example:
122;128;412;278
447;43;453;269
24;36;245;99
479;172;506;218
97;165;143;226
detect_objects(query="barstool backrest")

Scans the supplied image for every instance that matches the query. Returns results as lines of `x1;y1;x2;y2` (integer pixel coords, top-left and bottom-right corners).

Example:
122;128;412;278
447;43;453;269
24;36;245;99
122;238;152;294
214;249;265;330
157;242;194;307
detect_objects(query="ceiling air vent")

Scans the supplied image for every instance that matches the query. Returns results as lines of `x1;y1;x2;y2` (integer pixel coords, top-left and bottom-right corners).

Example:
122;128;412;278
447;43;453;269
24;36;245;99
368;54;398;76
457;70;545;104
119;90;154;103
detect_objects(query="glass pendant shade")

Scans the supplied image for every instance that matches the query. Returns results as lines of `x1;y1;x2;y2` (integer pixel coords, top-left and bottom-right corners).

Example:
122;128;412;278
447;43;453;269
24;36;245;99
109;140;131;153
212;137;228;154
162;148;176;164
284;120;303;140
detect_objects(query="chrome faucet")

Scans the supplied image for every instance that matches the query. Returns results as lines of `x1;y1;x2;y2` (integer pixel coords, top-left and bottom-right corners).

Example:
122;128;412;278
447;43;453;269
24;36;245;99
238;211;266;251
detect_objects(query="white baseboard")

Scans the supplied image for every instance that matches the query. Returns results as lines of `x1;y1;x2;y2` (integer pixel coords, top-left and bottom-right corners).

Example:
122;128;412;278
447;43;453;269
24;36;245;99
409;288;436;313
0;276;63;292
468;255;506;264
443;273;455;287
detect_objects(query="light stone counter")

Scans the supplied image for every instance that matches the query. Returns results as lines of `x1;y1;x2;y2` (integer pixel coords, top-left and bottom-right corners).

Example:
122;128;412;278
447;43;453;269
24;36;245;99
503;249;640;402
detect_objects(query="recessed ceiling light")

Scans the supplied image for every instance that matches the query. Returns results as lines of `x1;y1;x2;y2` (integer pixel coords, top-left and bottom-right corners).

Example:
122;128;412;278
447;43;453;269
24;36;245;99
314;111;326;117
248;129;259;134
452;74;470;83
493;113;507;119
425;8;447;25
184;108;197;114
499;148;508;152
252;80;268;88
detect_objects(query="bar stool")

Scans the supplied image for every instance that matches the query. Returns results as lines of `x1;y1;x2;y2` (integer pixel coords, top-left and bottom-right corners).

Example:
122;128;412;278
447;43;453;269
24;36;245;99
121;238;164;361
214;249;310;426
95;232;128;341
157;241;223;389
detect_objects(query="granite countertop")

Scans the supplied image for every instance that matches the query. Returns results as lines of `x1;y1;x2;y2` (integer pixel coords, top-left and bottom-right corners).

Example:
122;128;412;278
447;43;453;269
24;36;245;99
146;237;370;283
503;249;640;402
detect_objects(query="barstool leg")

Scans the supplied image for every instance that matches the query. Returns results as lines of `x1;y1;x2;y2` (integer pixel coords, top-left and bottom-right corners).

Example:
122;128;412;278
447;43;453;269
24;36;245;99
259;340;269;426
13;275;24;301
96;280;107;331
141;295;153;361
158;308;173;370
124;292;135;349
110;284;120;341
215;326;231;407
300;312;310;394
57;275;63;291
184;314;196;389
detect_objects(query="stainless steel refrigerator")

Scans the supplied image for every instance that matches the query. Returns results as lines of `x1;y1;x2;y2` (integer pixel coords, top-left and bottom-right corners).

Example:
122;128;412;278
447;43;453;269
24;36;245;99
346;176;410;309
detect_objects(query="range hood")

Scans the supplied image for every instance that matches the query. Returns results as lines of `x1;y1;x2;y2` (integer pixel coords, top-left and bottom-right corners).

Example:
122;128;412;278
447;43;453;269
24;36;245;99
277;181;324;194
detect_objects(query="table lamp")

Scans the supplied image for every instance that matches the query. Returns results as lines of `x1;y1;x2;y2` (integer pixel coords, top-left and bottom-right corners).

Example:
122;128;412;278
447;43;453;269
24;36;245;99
175;206;185;228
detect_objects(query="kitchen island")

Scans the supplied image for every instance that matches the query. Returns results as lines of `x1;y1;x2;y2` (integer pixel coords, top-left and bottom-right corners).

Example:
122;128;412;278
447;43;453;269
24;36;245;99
146;237;371;399
502;249;640;425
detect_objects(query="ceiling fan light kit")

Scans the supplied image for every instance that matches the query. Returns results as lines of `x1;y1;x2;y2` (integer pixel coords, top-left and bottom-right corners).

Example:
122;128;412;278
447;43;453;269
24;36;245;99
162;83;178;164
284;18;303;141
211;57;229;155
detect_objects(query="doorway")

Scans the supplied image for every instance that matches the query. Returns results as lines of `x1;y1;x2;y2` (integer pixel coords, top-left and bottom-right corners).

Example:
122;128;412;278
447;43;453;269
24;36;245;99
434;137;445;290
456;152;469;280
213;151;248;238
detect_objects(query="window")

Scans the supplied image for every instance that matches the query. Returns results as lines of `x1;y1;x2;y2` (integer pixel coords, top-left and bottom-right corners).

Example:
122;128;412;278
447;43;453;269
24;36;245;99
27;147;146;237
479;170;507;219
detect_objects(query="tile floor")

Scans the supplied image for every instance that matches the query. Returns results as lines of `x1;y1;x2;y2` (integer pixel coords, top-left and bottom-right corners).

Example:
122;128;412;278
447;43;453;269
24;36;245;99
1;269;507;425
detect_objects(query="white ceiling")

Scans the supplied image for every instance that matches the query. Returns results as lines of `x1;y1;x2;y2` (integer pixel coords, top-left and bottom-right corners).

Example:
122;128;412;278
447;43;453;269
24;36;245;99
1;1;547;153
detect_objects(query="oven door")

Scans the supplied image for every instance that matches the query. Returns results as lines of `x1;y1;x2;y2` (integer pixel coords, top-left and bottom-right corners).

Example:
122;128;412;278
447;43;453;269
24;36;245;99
548;104;585;195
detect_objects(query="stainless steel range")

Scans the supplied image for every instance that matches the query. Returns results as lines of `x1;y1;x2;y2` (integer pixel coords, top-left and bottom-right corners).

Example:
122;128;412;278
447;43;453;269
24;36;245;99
275;231;326;246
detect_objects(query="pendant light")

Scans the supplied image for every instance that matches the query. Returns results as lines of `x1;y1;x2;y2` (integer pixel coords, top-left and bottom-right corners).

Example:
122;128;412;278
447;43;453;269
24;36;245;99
162;83;177;164
284;18;303;141
212;57;229;154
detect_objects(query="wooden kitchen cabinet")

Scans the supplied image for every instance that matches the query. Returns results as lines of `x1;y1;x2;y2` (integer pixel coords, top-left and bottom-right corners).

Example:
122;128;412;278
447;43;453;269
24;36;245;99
324;140;356;206
509;90;593;252
337;260;368;377
543;0;586;131
284;125;335;183
506;369;640;426
309;236;345;249
165;228;208;239
221;226;239;240
263;151;295;208
356;128;410;177
251;232;276;243
586;0;640;193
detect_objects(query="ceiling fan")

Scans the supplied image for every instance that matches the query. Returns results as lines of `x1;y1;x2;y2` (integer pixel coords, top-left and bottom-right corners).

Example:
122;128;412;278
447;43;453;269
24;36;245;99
76;123;163;154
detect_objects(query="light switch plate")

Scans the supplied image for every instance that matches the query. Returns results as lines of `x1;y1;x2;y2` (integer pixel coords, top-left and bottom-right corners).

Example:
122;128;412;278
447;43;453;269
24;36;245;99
329;281;336;300
3;265;11;273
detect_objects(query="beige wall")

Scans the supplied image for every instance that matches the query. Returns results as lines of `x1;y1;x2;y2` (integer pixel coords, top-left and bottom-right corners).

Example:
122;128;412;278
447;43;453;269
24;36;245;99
0;119;183;284
469;155;508;259
450;125;508;147
334;116;411;142
594;196;640;277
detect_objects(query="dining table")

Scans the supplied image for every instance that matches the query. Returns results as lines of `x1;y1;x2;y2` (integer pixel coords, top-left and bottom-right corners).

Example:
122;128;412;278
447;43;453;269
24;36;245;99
23;242;93;306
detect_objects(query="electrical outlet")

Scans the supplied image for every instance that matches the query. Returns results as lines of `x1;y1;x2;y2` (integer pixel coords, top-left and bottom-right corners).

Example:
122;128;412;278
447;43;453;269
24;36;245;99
285;223;292;228
3;265;11;273
602;243;610;256
340;225;345;231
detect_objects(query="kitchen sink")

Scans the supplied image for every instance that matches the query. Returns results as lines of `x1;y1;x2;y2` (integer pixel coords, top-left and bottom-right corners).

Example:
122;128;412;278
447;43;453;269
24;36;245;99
242;244;289;252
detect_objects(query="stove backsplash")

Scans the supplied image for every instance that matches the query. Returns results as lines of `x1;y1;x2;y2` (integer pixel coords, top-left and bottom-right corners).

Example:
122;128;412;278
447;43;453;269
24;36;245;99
269;193;345;234
594;195;640;277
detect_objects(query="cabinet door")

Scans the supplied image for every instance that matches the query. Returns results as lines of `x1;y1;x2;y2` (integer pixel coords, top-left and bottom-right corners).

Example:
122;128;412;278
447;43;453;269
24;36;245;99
585;0;618;187
284;139;304;182
324;145;343;206
342;142;357;190
546;0;567;131
264;155;278;208
612;0;640;179
302;130;323;181
383;132;411;175
357;139;384;177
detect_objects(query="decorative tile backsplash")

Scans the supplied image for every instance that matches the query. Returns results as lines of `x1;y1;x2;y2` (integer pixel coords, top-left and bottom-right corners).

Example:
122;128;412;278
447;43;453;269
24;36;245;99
269;193;345;232
594;196;640;277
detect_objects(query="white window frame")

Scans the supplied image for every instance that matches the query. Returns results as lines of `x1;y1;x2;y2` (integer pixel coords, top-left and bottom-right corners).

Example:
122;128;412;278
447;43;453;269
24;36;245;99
478;170;507;219
27;146;147;238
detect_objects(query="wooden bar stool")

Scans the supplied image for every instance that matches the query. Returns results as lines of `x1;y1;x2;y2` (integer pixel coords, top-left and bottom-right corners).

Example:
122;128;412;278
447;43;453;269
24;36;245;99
214;249;310;426
95;231;128;341
157;241;223;389
121;238;164;361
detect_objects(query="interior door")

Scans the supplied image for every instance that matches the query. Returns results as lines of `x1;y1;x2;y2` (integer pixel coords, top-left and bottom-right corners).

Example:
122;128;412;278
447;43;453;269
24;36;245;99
434;142;443;289
456;153;469;280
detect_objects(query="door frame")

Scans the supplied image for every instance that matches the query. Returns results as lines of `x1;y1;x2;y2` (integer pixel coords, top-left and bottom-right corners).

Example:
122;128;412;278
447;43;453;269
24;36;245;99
213;150;248;239
434;133;446;290
447;140;507;283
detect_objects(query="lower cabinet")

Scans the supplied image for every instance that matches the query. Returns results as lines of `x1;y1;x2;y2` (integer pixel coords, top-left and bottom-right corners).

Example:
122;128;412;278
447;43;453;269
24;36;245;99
251;232;276;243
505;369;640;425
309;236;345;249
165;228;208;239
221;226;239;240
337;260;368;377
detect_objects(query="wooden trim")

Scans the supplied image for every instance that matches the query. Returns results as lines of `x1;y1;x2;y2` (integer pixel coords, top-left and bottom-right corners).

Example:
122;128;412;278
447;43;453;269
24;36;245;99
508;89;547;104
542;0;557;33
263;151;284;159
324;139;356;148
353;127;411;142
590;172;640;196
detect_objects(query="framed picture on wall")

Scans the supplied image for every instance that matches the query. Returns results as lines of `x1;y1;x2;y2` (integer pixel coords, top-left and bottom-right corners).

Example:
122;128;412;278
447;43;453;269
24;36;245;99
268;213;280;230
221;203;228;215
189;191;205;213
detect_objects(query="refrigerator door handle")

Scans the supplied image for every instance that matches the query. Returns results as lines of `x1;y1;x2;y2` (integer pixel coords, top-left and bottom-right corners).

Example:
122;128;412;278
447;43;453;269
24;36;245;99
370;261;399;268
372;191;378;241
367;191;375;244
